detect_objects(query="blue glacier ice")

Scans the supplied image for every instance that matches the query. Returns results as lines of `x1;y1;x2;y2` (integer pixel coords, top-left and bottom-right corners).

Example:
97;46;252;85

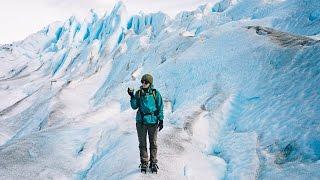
0;0;319;179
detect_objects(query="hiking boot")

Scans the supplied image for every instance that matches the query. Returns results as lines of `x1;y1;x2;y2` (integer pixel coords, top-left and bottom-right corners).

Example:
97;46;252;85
149;162;159;173
139;162;148;173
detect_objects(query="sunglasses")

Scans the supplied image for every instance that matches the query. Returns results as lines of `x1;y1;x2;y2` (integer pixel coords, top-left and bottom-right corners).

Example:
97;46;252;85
141;80;149;84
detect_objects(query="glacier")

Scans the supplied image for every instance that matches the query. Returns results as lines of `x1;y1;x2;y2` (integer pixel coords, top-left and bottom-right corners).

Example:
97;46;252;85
0;0;319;179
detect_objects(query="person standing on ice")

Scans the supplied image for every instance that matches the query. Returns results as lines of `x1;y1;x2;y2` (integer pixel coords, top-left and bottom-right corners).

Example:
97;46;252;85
127;74;164;173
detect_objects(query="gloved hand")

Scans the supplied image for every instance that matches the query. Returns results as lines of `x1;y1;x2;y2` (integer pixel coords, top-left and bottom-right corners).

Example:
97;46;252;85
127;88;134;98
158;120;163;132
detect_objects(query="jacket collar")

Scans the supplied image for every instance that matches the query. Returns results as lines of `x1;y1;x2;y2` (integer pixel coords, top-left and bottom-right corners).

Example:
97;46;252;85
140;84;154;93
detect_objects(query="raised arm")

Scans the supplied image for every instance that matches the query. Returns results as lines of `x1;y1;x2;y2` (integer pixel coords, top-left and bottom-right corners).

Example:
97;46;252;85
130;91;140;110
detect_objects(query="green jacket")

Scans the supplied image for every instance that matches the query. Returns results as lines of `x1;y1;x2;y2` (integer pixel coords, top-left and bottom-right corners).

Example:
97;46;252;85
130;85;164;124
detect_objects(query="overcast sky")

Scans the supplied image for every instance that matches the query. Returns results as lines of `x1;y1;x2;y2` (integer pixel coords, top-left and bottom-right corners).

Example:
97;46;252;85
0;0;215;44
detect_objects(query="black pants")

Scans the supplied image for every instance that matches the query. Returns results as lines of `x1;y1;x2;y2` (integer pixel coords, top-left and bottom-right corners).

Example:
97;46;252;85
136;122;158;164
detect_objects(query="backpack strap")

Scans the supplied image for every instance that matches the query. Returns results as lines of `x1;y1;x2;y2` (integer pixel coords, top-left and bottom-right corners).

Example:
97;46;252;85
152;89;157;101
138;89;141;99
151;89;159;118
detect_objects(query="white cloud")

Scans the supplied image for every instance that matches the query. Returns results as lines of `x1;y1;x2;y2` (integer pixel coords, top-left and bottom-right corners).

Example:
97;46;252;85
0;0;214;44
